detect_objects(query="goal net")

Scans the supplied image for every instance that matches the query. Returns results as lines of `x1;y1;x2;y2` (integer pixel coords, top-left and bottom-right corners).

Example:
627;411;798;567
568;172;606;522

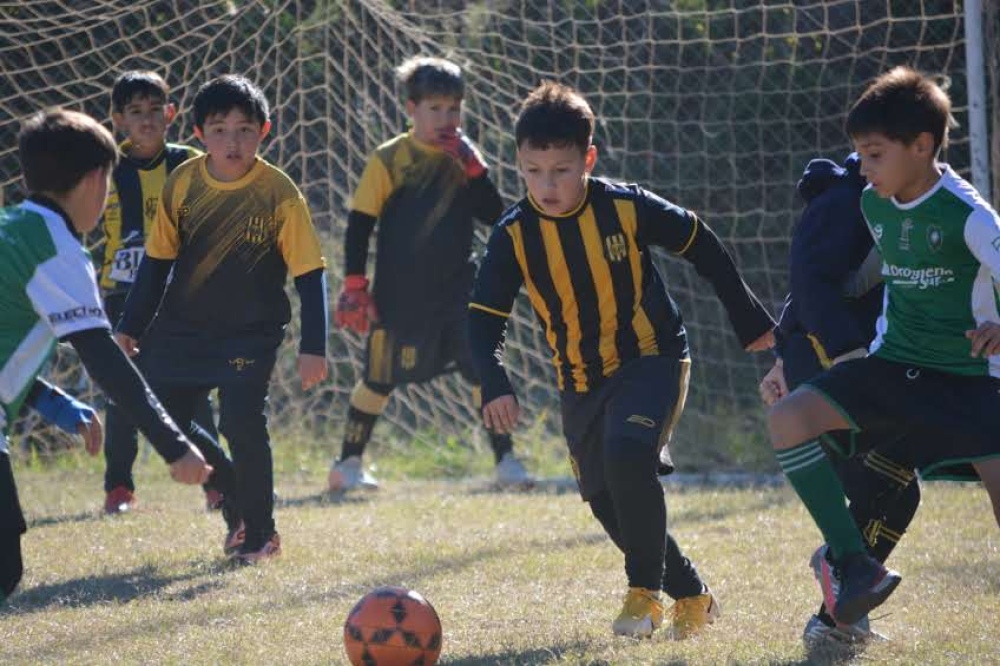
1;1;994;469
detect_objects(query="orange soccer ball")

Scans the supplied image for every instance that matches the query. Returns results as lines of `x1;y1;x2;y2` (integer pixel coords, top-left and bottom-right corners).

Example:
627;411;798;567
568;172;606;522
343;586;443;666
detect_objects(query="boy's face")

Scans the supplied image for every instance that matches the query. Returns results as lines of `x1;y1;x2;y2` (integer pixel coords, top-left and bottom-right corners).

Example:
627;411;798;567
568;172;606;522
194;109;271;182
112;95;175;155
405;95;462;146
517;142;597;217
852;131;935;200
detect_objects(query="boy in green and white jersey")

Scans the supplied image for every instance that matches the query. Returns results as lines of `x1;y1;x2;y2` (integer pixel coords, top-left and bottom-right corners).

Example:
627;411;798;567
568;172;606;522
0;109;211;600
768;66;1000;628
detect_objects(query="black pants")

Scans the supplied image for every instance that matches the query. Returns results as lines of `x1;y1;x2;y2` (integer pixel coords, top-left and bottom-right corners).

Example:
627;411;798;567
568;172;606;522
562;355;701;593
104;393;218;492
0;451;27;599
153;379;274;547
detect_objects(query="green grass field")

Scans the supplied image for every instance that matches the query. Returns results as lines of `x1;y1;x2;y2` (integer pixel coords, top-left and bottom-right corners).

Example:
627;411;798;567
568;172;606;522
0;446;997;665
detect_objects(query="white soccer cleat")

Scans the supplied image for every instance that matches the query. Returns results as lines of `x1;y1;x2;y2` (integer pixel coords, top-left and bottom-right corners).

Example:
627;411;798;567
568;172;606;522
327;455;380;493
495;451;534;488
803;613;887;650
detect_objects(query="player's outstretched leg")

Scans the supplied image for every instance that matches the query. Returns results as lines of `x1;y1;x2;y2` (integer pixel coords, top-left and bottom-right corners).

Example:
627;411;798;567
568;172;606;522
327;381;388;493
770;388;901;625
661;532;720;640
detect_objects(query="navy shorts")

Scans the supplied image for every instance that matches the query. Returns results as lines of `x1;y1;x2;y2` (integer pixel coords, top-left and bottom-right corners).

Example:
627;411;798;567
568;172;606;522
806;355;998;480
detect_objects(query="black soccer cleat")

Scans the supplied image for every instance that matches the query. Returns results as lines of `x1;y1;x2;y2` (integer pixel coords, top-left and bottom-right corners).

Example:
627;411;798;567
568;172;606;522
833;552;901;625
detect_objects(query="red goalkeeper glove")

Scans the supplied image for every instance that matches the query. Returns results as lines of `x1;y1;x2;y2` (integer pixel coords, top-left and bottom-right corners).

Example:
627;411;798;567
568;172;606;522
440;130;487;179
335;275;377;334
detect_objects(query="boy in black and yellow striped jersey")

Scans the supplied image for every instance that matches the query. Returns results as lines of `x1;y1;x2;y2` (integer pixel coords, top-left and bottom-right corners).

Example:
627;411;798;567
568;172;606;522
470;82;775;639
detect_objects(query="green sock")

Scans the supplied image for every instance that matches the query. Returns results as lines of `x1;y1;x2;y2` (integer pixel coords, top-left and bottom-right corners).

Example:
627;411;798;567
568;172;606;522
776;440;865;560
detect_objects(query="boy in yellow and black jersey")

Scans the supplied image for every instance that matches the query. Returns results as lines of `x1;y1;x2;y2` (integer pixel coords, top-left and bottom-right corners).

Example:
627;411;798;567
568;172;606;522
96;71;220;515
470;82;775;639
117;75;329;563
329;56;532;492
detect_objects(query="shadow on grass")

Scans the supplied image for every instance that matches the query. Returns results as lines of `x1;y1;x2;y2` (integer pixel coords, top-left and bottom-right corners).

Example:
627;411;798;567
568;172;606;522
3;564;223;613
276;490;376;509
27;510;101;529
440;641;600;665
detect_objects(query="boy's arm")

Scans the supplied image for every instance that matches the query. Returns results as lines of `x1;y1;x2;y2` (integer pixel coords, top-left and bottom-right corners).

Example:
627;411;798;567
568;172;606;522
24;378;99;453
467;174;505;226
344;210;376;277
276;194;328;360
468;224;524;405
638;192;774;347
343;154;392;277
65;328;194;463
791;193;873;358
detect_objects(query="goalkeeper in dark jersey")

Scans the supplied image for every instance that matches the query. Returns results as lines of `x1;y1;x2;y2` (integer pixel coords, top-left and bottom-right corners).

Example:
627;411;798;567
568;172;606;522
329;56;532;492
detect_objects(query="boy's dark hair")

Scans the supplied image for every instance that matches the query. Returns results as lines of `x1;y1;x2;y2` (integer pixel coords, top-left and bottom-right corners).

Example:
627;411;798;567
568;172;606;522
846;66;953;153
111;71;170;112
396;57;464;103
515;81;595;153
192;75;269;129
19;108;117;194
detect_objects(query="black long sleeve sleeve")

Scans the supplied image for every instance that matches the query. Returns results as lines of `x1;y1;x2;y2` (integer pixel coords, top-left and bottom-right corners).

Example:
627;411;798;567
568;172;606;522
116;256;173;337
64;328;190;463
678;219;775;347
343;210;377;277
294;267;328;355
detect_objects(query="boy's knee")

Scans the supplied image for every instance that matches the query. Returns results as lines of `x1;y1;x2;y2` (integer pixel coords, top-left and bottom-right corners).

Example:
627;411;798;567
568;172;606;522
218;411;267;446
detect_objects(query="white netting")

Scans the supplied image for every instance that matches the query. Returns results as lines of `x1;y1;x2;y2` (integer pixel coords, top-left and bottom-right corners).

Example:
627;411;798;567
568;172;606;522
0;1;994;467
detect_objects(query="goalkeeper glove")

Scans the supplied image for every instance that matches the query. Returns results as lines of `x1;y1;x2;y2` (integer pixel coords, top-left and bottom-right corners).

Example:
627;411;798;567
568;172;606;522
335;274;377;334
440;130;487;179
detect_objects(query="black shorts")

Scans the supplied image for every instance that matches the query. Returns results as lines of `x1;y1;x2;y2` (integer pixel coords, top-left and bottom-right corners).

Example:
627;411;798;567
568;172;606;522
560;355;688;501
806;355;999;480
0;451;26;597
364;315;475;386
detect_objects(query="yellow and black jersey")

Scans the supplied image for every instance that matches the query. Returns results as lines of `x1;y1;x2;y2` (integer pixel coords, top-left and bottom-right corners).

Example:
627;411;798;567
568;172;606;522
98;142;199;293
350;131;503;330
470;177;774;398
146;155;325;334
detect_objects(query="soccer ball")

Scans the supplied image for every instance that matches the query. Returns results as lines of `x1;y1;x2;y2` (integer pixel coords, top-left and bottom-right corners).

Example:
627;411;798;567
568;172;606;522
343;586;443;666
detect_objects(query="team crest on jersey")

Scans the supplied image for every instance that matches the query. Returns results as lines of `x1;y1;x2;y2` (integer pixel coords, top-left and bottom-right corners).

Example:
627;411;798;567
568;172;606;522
605;233;627;262
245;216;275;244
872;224;884;241
177;206;190;225
899;219;913;251
927;225;943;252
144;196;158;220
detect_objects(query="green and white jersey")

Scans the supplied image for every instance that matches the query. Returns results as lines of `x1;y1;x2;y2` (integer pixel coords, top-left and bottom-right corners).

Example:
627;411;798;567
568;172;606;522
862;166;1000;376
0;200;108;445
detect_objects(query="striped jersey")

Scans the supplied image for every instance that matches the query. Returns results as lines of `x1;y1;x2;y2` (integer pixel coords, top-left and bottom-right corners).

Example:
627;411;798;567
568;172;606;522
98;142;199;293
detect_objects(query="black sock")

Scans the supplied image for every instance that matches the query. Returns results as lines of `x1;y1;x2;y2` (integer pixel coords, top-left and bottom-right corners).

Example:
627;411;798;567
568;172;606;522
341;406;379;460
488;432;513;464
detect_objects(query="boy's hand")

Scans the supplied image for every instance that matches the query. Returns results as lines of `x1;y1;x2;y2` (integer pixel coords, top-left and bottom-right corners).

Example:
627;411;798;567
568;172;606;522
114;332;140;357
77;413;103;456
169;447;213;485
758;360;787;407
966;322;1000;357
745;329;775;352
440;130;487;179
482;394;519;435
335;275;377;334
298;353;328;390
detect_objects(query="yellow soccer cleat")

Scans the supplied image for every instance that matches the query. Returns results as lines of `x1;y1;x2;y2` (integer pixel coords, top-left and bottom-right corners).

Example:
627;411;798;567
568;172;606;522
612;587;664;638
667;590;721;639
